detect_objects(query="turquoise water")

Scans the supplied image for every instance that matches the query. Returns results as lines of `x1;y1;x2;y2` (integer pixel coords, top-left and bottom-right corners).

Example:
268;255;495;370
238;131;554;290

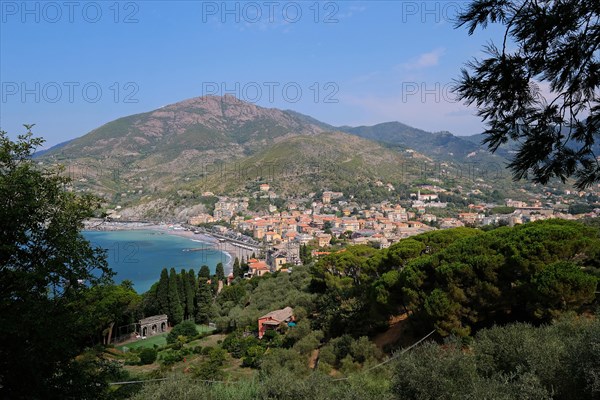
82;230;229;294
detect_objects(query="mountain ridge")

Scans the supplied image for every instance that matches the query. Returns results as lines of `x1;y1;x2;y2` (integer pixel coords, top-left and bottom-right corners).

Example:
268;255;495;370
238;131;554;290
37;95;521;218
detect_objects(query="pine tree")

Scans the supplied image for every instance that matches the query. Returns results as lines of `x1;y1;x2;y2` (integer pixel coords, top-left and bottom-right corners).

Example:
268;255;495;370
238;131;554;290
216;262;225;281
156;268;170;315
233;257;241;279
168;268;183;325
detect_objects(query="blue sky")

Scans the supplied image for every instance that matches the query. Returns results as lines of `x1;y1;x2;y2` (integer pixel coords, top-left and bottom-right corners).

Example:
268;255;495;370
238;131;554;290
0;1;507;147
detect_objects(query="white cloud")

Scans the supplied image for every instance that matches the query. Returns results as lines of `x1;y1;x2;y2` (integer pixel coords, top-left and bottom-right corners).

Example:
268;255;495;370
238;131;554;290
401;48;446;70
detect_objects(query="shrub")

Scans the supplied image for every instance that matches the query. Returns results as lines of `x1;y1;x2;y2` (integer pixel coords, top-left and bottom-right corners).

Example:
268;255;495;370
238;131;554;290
242;345;265;368
159;349;184;366
166;321;198;344
139;348;157;365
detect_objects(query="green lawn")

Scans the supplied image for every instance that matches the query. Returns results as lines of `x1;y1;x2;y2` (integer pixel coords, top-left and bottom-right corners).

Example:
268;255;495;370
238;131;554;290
118;324;215;351
119;332;167;350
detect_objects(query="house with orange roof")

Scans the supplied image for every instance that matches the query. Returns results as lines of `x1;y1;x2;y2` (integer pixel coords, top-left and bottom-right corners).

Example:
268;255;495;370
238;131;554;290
258;307;294;339
283;231;297;243
248;259;270;277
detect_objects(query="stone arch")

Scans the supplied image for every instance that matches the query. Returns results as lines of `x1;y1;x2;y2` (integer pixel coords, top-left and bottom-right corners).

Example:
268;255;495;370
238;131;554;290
139;315;168;338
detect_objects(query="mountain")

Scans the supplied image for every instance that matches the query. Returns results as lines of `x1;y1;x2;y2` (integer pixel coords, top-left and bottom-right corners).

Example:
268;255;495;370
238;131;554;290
38;95;523;218
45;95;327;163
32;139;74;158
338;122;500;162
197;131;428;196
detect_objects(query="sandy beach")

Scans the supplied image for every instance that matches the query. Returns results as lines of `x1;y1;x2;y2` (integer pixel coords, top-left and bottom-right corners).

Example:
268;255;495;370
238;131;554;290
84;220;256;274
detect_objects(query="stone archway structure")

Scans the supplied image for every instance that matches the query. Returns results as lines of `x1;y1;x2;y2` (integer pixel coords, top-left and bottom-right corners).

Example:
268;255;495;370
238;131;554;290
139;315;168;337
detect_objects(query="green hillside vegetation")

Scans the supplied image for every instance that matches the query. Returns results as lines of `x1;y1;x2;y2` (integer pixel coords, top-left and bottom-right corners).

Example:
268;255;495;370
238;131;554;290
35;96;537;219
117;220;598;399
5;132;599;399
197;131;424;197
123;317;600;400
311;220;599;339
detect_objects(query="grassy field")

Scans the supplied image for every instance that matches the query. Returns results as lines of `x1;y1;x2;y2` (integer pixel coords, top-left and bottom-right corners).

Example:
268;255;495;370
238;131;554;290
118;324;215;350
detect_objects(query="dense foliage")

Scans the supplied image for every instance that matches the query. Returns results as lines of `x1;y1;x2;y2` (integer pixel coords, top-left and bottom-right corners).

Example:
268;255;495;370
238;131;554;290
394;318;600;400
310;220;598;338
166;320;198;344
129;318;600;400
455;0;600;188
0;130;125;399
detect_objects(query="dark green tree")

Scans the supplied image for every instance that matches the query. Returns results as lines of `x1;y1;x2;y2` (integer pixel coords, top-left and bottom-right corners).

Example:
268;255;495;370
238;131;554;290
74;282;140;345
455;0;600;189
300;243;313;265
198;265;211;280
216;262;225;281
139;348;158;365
168;268;184;325
166;320;198;344
0;129;114;399
195;281;213;324
233;257;242;278
156;268;170;315
177;269;186;311
185;269;196;320
529;261;597;319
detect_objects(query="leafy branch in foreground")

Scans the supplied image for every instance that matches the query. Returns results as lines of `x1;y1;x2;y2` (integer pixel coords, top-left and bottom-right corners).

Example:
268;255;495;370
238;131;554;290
455;0;599;189
0;127;115;399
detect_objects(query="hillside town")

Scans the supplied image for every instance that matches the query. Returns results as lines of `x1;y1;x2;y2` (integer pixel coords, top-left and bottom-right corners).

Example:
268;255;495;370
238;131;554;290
177;183;600;277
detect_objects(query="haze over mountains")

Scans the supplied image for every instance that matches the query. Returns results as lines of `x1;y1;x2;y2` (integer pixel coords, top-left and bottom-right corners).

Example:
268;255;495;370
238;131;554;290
38;95;514;217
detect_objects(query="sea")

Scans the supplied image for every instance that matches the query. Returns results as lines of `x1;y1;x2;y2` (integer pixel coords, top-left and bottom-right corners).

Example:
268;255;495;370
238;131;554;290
82;229;229;294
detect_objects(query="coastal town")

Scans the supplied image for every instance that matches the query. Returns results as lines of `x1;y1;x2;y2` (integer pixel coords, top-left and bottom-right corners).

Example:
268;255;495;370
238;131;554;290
100;180;600;279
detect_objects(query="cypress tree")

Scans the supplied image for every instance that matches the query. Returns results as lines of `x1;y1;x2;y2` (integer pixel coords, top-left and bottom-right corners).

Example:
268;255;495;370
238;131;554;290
233;257;241;278
216;262;225;281
199;265;211;280
156;268;170;315
183;269;195;319
195;281;213;324
177;269;185;312
168;268;184;325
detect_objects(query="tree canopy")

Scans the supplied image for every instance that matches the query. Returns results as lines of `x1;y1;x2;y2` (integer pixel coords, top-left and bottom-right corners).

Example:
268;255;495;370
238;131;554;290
455;0;600;189
0;129;116;398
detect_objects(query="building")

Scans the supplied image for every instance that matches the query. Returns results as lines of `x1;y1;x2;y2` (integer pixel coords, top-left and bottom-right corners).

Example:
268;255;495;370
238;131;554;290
248;259;270;277
258;307;294;339
316;233;332;247
267;250;288;271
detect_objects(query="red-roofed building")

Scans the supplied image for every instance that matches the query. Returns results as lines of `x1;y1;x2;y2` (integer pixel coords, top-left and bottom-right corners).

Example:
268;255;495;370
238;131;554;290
248;259;270;277
258;307;294;339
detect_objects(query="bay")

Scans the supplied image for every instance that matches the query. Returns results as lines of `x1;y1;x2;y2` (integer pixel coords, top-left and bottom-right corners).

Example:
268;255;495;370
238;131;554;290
82;229;229;293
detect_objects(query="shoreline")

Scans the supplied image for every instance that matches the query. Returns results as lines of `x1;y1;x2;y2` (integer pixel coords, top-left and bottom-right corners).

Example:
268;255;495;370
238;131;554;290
84;220;252;274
